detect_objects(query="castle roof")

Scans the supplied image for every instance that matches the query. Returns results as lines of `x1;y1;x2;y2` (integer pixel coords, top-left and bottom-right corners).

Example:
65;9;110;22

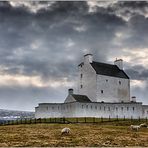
90;61;129;79
71;94;92;102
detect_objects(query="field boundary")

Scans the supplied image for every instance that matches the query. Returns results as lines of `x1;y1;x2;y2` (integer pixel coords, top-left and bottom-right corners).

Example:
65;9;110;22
0;116;147;126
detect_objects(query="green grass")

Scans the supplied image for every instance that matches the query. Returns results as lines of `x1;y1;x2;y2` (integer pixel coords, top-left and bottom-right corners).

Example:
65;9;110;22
0;122;147;147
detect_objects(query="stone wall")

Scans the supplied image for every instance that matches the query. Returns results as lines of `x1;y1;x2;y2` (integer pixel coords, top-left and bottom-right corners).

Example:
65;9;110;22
35;102;146;119
96;75;130;102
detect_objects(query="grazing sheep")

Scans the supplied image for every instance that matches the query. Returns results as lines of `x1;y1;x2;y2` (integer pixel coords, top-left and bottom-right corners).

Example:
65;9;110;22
140;123;147;128
61;127;71;135
130;125;141;131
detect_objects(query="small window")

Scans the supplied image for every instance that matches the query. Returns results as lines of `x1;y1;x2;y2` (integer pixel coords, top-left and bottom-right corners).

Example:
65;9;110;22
80;74;83;78
52;106;54;110
81;85;83;88
127;107;129;111
106;79;108;82
101;90;103;94
119;81;121;85
104;107;106;111
86;105;88;109
58;106;59;110
108;107;110;111
116;107;118;111
121;107;123;111
133;107;135;111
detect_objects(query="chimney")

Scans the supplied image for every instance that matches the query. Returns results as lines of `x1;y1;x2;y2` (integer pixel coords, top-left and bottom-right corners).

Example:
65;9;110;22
84;54;93;63
68;88;73;95
114;58;123;70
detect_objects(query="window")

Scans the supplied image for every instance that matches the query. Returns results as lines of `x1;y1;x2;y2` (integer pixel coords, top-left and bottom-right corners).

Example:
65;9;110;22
104;107;106;111
133;107;135;111
81;85;83;88
116;107;118;111
101;90;103;94
121;107;123;111
95;106;97;109
80;74;83;78
119;81;121;85
82;105;84;109
52;106;54;110
58;106;59;110
108;107;110;111
127;107;129;111
106;79;108;82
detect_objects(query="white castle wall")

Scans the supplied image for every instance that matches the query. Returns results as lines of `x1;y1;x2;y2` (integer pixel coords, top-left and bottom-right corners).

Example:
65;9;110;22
96;75;130;102
78;60;97;102
35;102;145;119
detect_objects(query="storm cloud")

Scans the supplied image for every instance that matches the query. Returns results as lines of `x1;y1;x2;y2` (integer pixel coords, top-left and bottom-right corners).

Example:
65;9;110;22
0;1;148;111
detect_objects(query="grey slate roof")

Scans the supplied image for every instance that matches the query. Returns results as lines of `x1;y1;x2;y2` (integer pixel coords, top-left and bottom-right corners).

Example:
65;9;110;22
71;94;92;102
90;61;129;79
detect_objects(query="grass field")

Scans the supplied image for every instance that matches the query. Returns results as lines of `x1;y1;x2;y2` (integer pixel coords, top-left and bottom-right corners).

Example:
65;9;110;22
0;122;147;147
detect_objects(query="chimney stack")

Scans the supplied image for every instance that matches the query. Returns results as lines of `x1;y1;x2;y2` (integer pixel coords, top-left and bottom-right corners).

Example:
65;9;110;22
84;54;93;63
68;88;73;95
114;59;123;70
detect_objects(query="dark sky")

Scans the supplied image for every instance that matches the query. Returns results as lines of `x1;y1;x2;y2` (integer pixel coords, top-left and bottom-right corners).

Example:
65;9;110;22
0;1;148;111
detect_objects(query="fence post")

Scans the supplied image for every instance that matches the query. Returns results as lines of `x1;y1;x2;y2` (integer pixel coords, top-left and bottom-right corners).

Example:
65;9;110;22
76;118;78;123
146;117;147;123
139;116;141;122
84;117;86;123
124;116;125;121
131;116;133;122
62;117;65;124
109;116;110;121
116;115;118;121
101;117;103;122
93;117;95;123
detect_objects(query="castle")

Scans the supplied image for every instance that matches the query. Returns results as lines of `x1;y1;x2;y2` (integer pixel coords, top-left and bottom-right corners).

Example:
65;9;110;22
35;54;148;119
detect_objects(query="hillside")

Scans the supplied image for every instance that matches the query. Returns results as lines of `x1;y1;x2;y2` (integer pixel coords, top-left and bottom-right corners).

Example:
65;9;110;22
0;123;147;147
0;109;34;120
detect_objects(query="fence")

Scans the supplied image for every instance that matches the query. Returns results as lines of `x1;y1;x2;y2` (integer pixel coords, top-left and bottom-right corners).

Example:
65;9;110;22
0;116;147;126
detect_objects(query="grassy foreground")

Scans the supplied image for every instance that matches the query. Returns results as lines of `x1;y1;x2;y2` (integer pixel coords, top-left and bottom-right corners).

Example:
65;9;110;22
0;123;147;147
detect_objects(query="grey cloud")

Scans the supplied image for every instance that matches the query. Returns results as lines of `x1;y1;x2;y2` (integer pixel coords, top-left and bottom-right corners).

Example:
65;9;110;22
0;1;148;110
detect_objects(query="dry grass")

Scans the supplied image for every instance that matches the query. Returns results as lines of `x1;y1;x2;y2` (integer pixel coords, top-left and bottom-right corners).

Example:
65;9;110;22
0;123;147;147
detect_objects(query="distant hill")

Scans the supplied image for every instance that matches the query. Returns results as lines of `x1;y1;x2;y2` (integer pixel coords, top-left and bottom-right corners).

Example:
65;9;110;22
0;109;34;120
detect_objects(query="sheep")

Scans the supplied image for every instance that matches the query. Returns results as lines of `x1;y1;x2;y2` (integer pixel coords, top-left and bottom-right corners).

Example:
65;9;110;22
140;123;147;128
130;125;141;131
61;127;71;135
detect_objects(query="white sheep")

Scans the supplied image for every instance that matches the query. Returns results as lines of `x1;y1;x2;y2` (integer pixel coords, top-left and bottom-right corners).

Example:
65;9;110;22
140;123;147;128
130;125;141;131
61;127;71;135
